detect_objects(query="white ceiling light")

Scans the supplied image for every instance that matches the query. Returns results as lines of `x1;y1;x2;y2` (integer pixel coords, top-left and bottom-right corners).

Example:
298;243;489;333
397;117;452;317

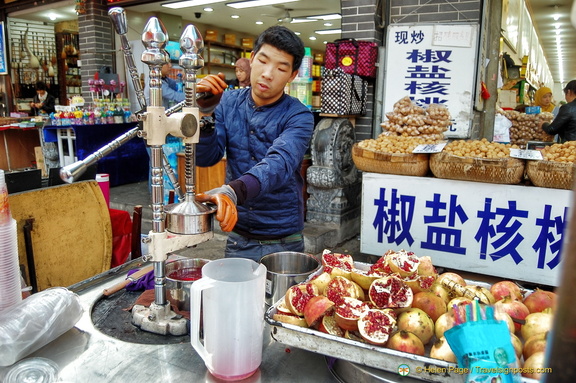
307;13;341;20
203;7;213;11
315;29;341;35
163;0;227;9
227;0;298;9
231;14;240;18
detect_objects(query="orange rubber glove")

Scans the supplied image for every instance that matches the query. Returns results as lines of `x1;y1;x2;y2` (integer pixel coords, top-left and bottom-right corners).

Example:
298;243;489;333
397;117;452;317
196;73;228;113
196;185;238;232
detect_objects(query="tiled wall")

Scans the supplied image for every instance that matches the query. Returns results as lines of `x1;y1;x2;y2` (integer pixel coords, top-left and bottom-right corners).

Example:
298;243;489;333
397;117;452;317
78;0;114;106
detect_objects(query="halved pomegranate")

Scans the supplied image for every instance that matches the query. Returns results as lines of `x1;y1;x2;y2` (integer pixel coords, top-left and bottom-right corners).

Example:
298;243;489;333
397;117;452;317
325;276;360;307
334;297;370;331
350;268;382;290
402;273;436;294
284;283;319;316
369;250;394;275
321;249;354;279
303;295;335;327
318;312;345;337
386;249;420;277
368;275;413;309
273;313;308;327
357;309;397;345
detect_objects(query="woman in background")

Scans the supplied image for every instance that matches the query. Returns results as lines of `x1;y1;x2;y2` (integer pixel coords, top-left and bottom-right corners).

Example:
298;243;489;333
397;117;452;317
534;86;555;113
227;58;251;89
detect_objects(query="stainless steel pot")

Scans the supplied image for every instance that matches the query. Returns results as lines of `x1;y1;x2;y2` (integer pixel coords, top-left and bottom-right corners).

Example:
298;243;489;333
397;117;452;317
259;252;321;306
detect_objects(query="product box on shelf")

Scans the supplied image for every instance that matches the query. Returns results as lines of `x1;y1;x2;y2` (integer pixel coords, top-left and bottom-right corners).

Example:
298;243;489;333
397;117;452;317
205;29;218;41
241;38;254;49
223;34;236;45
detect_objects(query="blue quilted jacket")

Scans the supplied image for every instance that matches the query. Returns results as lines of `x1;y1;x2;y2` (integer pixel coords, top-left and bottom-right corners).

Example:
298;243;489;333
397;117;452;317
196;88;314;237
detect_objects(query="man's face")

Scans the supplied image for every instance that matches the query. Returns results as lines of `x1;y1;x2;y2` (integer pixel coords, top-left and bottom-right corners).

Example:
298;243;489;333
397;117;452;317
249;44;298;106
161;63;171;77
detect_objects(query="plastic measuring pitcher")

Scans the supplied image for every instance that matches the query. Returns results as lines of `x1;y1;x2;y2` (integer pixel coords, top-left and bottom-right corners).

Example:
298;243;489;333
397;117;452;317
190;258;267;381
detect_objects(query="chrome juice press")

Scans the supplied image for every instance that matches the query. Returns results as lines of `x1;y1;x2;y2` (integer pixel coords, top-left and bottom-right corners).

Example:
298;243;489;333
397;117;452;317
59;8;217;335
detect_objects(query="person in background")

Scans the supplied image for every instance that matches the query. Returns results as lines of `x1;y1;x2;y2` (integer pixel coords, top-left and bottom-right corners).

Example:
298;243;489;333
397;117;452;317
227;58;251;89
30;81;56;116
194;26;314;262
534;86;555;113
161;62;185;109
540;80;576;142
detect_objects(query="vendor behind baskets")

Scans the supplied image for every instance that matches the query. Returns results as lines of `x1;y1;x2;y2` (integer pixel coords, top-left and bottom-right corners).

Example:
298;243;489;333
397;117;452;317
540;80;576;143
193;26;314;262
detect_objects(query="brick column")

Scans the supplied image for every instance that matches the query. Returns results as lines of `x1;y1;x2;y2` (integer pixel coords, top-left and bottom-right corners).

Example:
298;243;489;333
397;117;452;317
340;0;383;141
78;0;114;106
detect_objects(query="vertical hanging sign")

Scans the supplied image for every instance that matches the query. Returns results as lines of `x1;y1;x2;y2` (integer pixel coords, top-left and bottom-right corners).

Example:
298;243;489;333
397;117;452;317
0;22;7;75
384;24;479;138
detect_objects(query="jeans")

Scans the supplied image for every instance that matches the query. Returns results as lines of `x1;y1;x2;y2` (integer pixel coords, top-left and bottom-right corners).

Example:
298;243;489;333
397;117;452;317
225;231;305;262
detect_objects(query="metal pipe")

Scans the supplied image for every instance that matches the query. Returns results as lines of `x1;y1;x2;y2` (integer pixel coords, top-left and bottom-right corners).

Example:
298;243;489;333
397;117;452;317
108;7;147;111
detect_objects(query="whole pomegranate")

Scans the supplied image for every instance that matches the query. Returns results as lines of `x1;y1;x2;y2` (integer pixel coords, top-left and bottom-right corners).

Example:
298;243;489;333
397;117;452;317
523;332;548;360
434;311;456;339
429;336;456;363
521;310;553;340
510;333;523;359
411;291;447;322
368;275;413;308
522;351;547;380
396;308;434;345
386;330;425;356
490;280;523;301
494;296;529;334
429;283;452;304
357;309;397;345
523;288;556;313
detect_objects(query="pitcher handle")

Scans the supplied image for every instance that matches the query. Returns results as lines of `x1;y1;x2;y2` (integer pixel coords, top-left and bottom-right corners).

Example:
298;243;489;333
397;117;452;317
190;277;214;366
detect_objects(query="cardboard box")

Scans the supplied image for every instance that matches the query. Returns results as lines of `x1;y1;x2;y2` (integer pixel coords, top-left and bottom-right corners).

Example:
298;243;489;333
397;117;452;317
498;89;518;109
205;30;218;41
224;34;236;45
241;38;254;49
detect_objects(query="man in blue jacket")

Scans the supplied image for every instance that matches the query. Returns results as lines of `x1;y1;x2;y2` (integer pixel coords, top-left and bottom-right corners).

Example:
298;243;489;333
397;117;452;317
195;26;314;261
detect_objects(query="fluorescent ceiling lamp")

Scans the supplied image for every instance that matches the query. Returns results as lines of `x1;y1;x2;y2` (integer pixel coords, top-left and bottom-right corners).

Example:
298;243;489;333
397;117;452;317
307;13;341;20
163;0;227;9
315;29;341;35
227;0;298;9
290;18;317;24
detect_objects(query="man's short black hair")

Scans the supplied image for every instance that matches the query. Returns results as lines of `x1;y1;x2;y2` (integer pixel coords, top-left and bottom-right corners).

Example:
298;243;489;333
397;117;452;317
36;81;48;91
253;26;305;72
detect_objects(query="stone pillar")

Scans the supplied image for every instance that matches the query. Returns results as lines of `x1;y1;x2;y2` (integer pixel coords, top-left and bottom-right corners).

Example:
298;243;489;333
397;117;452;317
304;118;361;252
78;0;115;106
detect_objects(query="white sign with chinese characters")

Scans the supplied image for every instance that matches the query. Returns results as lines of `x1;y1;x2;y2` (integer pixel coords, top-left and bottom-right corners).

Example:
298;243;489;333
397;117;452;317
360;173;572;286
383;24;479;139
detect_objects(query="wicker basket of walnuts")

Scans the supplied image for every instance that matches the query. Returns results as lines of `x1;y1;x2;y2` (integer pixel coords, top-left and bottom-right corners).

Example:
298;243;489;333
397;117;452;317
526;142;576;189
499;109;555;146
430;139;525;184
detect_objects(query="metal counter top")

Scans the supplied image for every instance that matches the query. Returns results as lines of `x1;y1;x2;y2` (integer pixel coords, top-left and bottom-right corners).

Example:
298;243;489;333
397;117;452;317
0;259;341;383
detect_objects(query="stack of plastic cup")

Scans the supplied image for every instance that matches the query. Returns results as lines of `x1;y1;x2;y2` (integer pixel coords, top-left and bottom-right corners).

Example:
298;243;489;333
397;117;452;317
0;170;22;312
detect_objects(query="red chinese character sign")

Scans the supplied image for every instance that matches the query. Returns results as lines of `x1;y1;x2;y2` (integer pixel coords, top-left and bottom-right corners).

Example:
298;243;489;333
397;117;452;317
384;24;479;138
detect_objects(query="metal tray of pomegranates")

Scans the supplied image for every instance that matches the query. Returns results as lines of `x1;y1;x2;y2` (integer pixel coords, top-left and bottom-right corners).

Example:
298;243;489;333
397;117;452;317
264;258;528;383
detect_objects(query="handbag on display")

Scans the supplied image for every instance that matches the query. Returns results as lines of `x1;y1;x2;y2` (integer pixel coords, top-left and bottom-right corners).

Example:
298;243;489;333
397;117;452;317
325;39;378;79
320;68;368;115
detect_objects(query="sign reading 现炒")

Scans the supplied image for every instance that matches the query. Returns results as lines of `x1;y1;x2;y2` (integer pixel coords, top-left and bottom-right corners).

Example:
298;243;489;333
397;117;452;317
360;173;570;286
384;24;479;139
